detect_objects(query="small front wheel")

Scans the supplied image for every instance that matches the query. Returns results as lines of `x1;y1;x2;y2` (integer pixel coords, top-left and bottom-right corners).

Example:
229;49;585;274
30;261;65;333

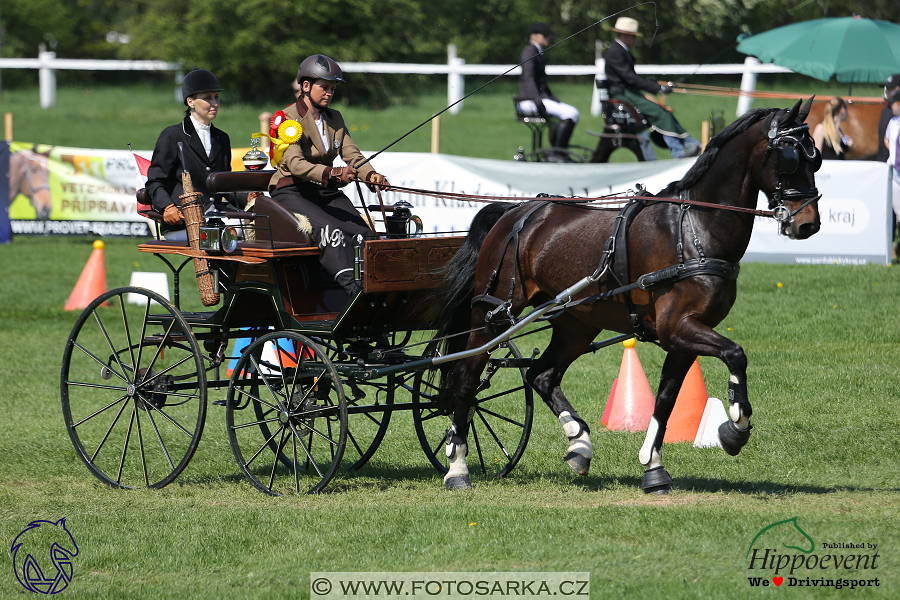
226;331;347;495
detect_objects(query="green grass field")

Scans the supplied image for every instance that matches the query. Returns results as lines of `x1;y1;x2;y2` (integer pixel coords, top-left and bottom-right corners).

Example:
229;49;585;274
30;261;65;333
1;234;899;599
1;78;898;598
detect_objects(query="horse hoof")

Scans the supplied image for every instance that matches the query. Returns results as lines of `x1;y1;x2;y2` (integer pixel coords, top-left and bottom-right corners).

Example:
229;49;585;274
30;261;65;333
640;466;673;495
564;451;591;476
444;475;472;491
718;420;752;456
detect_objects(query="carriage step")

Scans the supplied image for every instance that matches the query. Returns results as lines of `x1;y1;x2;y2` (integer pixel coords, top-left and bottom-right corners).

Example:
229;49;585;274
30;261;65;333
487;356;533;368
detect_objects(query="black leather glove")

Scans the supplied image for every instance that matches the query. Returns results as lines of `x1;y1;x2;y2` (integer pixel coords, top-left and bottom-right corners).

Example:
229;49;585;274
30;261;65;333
659;84;673;95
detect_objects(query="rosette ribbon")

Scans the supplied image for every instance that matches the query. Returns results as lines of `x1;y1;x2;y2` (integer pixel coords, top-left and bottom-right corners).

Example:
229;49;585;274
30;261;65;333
256;111;303;165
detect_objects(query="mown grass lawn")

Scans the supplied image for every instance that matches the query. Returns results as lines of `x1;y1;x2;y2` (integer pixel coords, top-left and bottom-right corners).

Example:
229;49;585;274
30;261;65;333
1;234;898;599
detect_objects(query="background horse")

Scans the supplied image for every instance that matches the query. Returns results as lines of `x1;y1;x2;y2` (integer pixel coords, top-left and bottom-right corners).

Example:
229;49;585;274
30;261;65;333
803;98;882;160
435;99;822;493
9;146;53;219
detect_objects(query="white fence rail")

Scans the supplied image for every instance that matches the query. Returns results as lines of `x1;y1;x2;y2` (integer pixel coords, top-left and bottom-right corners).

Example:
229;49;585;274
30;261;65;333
2;45;788;115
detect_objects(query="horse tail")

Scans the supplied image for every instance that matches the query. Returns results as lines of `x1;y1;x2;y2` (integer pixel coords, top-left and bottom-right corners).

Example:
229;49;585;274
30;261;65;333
431;202;516;392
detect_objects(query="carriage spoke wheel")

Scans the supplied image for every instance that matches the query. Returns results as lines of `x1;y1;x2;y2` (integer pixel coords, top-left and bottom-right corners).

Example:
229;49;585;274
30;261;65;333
412;340;533;478
61;287;207;489
317;341;394;472
226;331;347;495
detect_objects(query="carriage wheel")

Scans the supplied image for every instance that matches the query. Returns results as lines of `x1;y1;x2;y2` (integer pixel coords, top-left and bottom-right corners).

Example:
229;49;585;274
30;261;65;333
318;340;394;472
61;287;207;489
590;137;645;163
411;340;533;478
226;331;347;495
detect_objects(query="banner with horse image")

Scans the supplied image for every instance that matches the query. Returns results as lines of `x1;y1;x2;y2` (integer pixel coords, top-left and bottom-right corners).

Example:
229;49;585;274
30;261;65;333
7;141;154;237
4;141;893;264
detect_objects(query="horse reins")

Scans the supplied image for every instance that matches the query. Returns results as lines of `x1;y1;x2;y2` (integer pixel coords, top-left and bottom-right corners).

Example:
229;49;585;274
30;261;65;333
357;181;779;219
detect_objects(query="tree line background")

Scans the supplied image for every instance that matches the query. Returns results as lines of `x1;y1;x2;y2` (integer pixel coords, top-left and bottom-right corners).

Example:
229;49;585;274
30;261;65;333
2;0;898;106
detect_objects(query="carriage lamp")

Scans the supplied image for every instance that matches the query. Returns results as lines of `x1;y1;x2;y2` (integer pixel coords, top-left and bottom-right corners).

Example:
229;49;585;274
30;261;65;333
242;137;269;171
198;212;240;255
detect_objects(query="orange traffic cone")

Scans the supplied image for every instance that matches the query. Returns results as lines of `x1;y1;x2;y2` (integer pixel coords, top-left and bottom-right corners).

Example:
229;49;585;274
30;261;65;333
601;378;617;427
663;357;709;443
605;338;655;432
65;240;107;311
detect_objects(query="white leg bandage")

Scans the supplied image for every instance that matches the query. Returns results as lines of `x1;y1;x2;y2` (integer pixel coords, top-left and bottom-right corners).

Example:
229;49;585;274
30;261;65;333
559;411;592;458
639;416;663;468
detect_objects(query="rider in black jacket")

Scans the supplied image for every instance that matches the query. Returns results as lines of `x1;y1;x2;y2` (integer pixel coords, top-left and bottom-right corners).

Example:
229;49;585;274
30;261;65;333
604;17;701;158
146;69;246;239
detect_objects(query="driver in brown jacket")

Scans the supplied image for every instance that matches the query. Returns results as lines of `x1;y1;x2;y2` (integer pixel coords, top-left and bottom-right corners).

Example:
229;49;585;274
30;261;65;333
268;54;390;295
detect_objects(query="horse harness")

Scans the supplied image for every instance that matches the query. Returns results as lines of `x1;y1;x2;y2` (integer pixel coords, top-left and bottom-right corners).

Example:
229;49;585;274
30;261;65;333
471;113;821;342
472;192;740;342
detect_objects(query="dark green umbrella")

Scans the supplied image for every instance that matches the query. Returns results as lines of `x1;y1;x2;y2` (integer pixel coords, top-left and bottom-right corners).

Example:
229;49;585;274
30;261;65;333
737;16;900;83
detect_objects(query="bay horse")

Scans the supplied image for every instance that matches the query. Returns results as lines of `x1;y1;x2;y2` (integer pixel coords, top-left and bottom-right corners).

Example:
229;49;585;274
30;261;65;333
9;146;53;219
434;98;822;493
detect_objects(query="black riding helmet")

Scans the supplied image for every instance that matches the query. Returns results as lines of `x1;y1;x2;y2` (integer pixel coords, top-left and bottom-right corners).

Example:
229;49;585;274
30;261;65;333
182;69;223;105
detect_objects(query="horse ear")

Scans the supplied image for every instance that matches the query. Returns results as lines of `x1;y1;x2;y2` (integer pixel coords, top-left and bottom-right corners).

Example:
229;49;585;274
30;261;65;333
784;100;801;125
798;96;815;123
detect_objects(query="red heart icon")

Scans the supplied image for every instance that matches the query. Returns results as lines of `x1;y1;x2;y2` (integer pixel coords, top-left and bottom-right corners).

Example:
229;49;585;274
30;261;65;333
773;577;783;586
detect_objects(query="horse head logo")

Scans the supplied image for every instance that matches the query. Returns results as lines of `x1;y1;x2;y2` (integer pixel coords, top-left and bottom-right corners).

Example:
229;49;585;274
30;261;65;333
11;518;79;594
747;516;815;558
9;145;53;220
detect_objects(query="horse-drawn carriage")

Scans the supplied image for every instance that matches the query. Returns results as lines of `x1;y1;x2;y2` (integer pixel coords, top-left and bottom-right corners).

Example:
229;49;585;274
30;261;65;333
62;98;823;496
61;169;535;495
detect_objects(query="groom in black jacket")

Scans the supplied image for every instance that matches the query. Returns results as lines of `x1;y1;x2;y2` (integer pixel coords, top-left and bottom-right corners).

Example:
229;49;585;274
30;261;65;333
604;17;701;158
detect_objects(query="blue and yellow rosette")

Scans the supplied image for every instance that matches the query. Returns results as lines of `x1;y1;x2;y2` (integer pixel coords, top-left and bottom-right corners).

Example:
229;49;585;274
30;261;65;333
254;116;303;166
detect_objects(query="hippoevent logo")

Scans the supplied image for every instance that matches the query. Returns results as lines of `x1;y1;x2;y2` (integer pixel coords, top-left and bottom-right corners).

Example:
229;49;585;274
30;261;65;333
746;517;880;590
11;518;79;594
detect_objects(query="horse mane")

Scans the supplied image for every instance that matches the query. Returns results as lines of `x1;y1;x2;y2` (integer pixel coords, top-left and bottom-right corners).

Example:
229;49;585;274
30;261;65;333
657;107;781;197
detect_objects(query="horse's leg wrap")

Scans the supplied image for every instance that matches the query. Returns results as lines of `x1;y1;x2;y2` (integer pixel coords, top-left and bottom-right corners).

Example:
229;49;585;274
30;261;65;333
718;375;752;456
559;411;592;476
639;416;672;494
443;426;472;490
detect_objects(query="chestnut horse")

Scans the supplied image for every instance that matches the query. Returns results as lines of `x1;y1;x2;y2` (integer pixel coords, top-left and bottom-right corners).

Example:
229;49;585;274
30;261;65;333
9;146;52;219
803;98;882;160
434;99;822;493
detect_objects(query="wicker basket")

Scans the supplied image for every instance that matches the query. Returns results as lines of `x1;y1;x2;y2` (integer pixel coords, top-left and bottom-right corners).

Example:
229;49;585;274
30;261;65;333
179;188;219;306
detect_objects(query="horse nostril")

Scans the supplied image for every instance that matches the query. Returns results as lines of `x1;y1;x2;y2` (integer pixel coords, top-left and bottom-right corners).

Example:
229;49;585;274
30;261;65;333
797;222;819;239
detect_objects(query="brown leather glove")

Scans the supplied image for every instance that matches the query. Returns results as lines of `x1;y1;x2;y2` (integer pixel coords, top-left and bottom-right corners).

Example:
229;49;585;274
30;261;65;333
163;204;185;225
330;166;358;184
366;172;391;192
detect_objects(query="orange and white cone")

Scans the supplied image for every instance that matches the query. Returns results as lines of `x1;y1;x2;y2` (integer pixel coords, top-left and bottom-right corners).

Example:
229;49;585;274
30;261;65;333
65;240;107;311
605;338;655;432
663;358;709;443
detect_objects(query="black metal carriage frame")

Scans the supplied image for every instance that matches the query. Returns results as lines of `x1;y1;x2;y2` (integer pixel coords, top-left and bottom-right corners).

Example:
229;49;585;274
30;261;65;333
60;171;540;496
512;87;654;164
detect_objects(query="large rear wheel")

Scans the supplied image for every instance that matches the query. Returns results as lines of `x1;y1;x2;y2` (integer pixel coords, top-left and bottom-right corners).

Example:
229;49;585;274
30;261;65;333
61;287;207;489
412;340;533;478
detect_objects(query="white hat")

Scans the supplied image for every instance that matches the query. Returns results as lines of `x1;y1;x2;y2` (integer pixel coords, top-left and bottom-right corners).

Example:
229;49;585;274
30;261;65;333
612;17;642;37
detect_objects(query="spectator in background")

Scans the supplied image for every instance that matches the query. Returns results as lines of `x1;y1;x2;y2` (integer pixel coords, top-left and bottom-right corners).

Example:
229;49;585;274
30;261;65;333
516;22;580;162
812;97;853;160
877;74;900;162
878;76;900;256
884;89;900;258
604;17;701;158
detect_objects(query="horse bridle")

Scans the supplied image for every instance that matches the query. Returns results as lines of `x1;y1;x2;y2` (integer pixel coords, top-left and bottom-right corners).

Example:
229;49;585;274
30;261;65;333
756;117;822;228
24;154;51;197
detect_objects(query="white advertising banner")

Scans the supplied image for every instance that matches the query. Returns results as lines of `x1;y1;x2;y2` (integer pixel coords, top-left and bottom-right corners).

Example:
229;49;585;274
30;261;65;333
367;154;893;266
7;141;891;265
